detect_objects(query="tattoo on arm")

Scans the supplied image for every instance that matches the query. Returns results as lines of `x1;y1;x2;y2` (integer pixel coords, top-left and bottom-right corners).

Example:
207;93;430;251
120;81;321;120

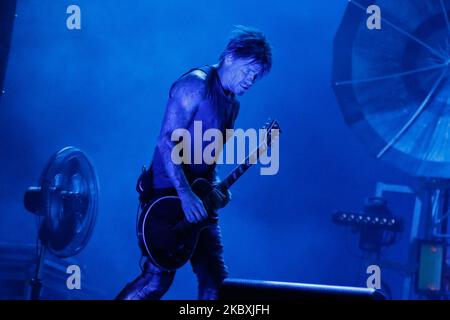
157;73;206;194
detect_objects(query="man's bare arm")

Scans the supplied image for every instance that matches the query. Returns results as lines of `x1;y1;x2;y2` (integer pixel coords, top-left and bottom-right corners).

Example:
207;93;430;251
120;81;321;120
156;72;208;223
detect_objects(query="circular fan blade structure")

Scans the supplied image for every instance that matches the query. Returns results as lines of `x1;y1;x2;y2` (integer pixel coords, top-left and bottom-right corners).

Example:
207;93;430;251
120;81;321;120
38;147;99;258
333;0;450;178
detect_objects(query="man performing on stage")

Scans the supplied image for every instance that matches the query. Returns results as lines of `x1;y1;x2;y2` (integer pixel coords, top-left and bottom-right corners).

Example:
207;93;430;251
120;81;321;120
117;26;272;300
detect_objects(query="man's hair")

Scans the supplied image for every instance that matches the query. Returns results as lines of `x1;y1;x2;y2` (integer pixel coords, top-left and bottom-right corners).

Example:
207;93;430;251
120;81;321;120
220;25;272;76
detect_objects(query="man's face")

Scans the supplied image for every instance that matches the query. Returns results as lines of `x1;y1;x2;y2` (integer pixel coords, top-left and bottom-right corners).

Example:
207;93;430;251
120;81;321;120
223;56;263;96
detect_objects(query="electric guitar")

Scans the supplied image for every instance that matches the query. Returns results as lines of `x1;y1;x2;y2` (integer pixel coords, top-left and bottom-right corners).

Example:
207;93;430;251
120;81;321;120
139;119;281;271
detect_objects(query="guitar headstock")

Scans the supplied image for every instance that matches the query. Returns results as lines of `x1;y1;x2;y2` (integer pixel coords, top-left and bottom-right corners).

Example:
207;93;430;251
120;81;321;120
262;119;281;147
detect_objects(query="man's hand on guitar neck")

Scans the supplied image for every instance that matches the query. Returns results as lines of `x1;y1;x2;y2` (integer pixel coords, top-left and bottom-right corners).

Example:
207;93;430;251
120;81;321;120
209;185;231;209
179;190;208;224
211;170;232;209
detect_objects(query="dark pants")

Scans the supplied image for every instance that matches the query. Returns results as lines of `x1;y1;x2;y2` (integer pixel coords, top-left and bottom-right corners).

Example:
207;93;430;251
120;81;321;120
116;189;229;300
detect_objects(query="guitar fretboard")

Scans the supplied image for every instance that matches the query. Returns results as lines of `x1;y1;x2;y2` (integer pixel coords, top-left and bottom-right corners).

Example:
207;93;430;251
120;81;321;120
219;141;269;190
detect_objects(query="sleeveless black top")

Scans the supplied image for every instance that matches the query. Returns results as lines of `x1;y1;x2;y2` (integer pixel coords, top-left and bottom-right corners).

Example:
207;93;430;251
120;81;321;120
151;65;240;188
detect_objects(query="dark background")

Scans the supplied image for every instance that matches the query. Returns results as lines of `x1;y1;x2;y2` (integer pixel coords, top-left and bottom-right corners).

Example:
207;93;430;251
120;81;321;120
0;0;415;299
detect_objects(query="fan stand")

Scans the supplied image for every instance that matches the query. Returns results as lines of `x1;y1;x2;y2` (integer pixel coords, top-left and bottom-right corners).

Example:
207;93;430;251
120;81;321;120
29;244;46;300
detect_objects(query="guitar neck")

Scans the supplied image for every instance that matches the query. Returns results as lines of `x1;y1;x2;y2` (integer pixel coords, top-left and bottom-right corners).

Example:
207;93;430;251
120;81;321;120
218;141;269;190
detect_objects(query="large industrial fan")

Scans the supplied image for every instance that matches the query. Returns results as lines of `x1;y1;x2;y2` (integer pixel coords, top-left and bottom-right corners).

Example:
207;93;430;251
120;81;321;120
333;0;450;298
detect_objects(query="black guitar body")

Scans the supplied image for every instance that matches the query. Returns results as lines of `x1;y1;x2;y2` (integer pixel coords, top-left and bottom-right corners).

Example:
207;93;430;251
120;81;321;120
139;178;218;271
